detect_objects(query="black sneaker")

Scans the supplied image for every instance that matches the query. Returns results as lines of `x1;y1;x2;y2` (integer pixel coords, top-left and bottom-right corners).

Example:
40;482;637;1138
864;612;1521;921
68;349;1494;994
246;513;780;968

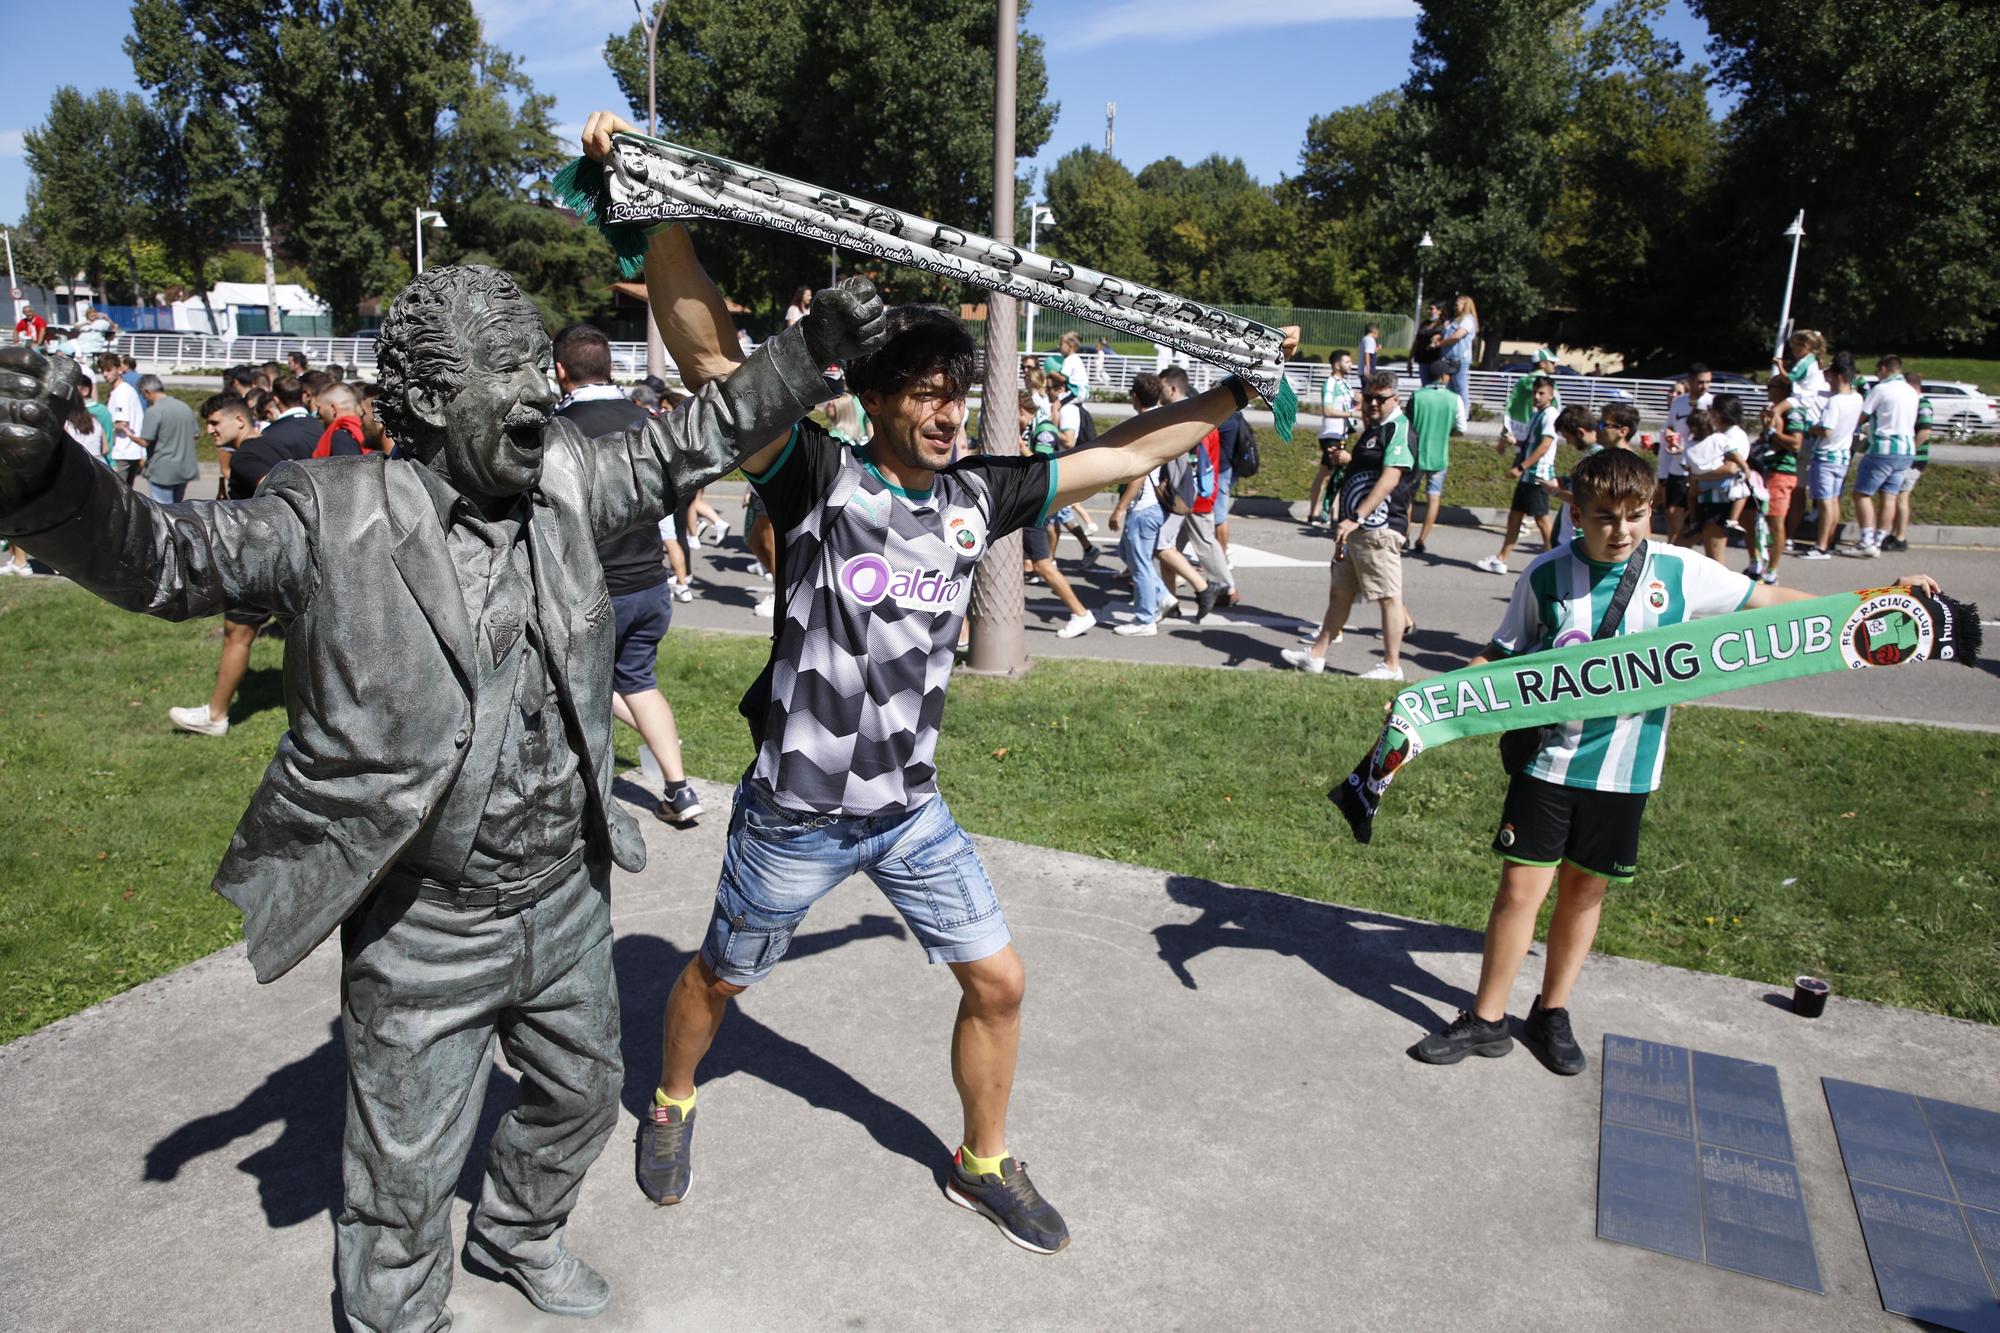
1523;995;1586;1075
1411;1010;1514;1064
944;1153;1071;1254
1882;536;1909;552
1193;583;1222;622
636;1101;695;1205
1410;539;1427;555
657;782;703;826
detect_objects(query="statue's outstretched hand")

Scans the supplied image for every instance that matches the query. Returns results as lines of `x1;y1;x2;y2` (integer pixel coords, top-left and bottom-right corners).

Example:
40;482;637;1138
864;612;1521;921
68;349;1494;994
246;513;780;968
0;346;82;511
801;277;889;367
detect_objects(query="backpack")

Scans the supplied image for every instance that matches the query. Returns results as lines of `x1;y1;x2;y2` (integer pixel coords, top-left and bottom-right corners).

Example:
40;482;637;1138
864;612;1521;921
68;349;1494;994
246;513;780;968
1221;411;1260;478
1063;391;1098;446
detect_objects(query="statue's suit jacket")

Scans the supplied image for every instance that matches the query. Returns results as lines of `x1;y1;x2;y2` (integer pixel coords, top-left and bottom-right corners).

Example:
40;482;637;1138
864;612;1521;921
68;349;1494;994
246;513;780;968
0;326;831;982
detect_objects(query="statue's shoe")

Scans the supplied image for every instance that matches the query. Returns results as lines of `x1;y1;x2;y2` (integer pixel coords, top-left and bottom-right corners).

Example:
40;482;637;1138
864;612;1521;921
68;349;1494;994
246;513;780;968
461;1235;611;1319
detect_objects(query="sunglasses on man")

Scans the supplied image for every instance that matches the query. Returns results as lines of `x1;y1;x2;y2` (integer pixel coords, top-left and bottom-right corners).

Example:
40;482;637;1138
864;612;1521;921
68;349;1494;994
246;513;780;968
1364;392;1397;404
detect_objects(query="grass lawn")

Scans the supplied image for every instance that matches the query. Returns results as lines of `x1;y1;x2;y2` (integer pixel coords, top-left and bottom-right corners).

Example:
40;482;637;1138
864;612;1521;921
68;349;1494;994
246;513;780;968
3;578;1997;1043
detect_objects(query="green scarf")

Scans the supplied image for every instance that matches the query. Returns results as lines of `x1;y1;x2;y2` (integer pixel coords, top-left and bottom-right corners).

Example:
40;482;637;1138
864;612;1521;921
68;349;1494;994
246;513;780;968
1333;584;1982;843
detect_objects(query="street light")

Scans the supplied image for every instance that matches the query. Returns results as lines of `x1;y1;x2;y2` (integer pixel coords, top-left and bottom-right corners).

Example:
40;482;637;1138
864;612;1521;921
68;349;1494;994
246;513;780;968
1410;231;1434;365
1021;204;1055;355
414;209;446;275
636;0;669;380
1773;210;1805;364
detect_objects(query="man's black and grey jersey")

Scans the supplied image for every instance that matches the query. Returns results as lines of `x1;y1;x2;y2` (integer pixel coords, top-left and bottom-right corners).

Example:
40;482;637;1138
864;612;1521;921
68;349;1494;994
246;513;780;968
740;421;1057;816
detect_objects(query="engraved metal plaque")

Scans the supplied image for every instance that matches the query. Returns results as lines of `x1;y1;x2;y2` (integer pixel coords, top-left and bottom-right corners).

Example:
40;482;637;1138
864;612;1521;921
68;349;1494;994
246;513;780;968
1825;1078;2000;1333
1597;1036;1821;1292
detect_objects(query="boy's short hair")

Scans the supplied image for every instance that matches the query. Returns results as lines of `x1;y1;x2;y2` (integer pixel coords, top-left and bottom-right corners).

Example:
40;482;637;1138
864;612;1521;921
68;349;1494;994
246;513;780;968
1129;371;1162;409
1571;448;1654;511
1600;401;1639;434
1877;354;1903;374
1328;349;1349;365
1554;404;1592;440
1532;375;1555;393
846;305;977;400
200;392;252;424
1158;364;1193;396
1425;358;1451;383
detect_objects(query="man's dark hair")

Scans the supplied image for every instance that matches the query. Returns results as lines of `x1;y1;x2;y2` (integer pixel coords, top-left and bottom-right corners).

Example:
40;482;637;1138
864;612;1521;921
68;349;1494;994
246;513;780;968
245;387;272;418
272;374;305;409
201;392;252;424
1129;371;1163;410
1425;358;1451;383
1555;404;1593;440
1710;392;1744;429
122;354;138;372
1906;372;1924;391
1829;351;1857;382
1532;375;1556;393
1572;446;1655;511
1877;354;1903;374
1158;364;1193;397
96;353;122;374
259;360;283;382
1365;323;1380;335
224;365;259;394
300;370;336;398
1600;401;1639;434
376;264;540;452
1686;362;1710;378
846;305;977;400
553;323;613;386
287;351;310;372
1328;348;1349;364
1365;369;1398;394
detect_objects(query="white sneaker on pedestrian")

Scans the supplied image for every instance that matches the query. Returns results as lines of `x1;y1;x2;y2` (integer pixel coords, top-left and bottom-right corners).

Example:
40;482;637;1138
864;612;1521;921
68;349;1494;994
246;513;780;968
754;593;775;618
168;703;229;737
1297;626;1343;645
1358;663;1407;682
1113;619;1157;636
1798;547;1833;560
1280;647;1327;674
671;579;695;602
1057;611;1096;639
1476;556;1510;575
758;565;774;582
1853;542;1881;559
711;519;731;545
1082;518;1099;535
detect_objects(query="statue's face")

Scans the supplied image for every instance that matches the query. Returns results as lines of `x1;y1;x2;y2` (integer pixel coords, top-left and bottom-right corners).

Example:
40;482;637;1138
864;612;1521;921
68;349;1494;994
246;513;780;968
435;296;556;500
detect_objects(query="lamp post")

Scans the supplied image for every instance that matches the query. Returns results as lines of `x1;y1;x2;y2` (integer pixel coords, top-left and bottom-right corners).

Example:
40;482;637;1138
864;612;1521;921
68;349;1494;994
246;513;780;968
1773;210;1805;364
414;209;446;275
2;226;20;334
636;0;668;380
1411;230;1434;365
1021;204;1054;356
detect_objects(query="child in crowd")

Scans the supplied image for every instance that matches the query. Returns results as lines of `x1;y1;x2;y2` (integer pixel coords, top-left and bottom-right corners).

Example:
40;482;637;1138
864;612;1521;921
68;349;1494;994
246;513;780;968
1797;354;1862;559
1413;447;1938;1075
1476;375;1558;575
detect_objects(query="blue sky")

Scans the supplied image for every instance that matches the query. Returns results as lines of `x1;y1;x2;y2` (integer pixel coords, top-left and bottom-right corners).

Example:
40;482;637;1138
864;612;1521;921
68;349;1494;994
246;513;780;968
2;0;1714;231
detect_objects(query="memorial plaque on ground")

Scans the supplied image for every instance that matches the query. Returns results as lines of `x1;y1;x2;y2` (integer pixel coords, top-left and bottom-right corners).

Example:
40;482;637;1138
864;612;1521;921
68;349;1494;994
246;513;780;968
1597;1036;1822;1292
1823;1078;2000;1333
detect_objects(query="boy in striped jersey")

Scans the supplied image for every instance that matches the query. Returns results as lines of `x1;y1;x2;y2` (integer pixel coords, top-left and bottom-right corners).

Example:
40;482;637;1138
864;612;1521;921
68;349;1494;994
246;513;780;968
1412;449;1932;1075
1476;375;1558;575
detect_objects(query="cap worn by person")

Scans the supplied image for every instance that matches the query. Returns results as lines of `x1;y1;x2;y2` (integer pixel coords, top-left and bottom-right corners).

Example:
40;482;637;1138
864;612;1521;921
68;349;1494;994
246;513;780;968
1535;348;1557;365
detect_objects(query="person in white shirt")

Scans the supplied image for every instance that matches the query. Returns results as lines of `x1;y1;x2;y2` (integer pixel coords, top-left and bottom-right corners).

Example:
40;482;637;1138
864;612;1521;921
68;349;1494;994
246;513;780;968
1799;356;1863;559
783;287;811;328
1658;363;1712;540
1308;350;1358;526
101;353;148;483
1851;353;1922;555
1057;330;1090;400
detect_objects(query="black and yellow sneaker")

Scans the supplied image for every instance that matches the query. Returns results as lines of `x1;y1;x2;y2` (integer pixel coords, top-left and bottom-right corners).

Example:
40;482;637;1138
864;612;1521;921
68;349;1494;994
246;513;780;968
1411;1010;1514;1064
1523;994;1586;1075
944;1152;1071;1254
636;1102;695;1205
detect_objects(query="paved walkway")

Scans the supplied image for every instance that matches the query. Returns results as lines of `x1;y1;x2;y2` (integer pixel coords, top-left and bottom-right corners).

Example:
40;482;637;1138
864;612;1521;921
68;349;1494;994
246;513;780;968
4;772;1996;1331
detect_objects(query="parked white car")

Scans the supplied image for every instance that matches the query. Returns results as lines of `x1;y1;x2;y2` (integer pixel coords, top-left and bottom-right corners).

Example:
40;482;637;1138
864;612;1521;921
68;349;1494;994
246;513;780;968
1917;379;1999;438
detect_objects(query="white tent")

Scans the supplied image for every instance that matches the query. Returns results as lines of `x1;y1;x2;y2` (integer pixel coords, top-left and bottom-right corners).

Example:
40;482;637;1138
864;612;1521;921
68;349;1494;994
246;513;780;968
172;283;328;340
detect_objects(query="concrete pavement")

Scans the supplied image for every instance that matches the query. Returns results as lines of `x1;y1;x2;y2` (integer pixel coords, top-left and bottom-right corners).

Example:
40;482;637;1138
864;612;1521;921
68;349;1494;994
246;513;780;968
666;501;2000;733
5;769;1998;1332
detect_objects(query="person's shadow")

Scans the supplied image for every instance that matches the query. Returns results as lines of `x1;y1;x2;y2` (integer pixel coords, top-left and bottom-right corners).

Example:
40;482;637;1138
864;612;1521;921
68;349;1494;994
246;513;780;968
612;923;951;1185
141;910;939;1235
1152;874;1480;1034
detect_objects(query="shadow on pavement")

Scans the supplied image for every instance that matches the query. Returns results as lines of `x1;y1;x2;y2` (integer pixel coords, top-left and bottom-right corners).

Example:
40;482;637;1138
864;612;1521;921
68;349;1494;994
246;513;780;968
1153;875;1480;1035
611;922;950;1181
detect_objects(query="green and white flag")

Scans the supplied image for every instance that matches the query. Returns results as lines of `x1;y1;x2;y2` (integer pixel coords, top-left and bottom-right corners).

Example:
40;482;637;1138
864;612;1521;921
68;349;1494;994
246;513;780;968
553;133;1300;437
1333;583;1983;843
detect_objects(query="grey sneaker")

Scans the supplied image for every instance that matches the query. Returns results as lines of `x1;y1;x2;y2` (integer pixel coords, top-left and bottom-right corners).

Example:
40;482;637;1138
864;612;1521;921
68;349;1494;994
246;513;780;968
1523;995;1586;1075
1411;1010;1514;1064
944;1153;1071;1254
657;782;703;826
636;1101;695;1205
461;1236;611;1318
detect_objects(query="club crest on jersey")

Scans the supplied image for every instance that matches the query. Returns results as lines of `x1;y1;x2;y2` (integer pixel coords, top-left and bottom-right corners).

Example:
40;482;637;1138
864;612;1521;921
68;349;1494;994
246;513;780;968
944;506;987;557
838;553;965;611
1647;581;1669;612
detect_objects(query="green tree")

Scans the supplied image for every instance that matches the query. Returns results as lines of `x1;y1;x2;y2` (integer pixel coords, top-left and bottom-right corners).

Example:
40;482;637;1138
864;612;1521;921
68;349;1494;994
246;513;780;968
1688;0;2000;351
1289;92;1406;312
22;88;156;306
1038;148;1152;284
1135;155;1294;305
1384;0;1585;363
604;0;1057;316
133;88;248;336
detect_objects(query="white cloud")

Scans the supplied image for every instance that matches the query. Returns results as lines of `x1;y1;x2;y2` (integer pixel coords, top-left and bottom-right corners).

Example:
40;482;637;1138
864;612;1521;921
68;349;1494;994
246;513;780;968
1064;0;1414;52
0;129;24;159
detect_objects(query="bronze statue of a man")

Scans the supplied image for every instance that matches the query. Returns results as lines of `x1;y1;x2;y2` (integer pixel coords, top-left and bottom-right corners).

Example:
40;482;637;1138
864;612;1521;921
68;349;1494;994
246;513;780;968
0;264;884;1332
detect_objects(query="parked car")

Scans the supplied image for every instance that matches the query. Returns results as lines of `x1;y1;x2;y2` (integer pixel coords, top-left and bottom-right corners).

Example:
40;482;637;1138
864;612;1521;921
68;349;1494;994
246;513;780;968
1915;379;1999;437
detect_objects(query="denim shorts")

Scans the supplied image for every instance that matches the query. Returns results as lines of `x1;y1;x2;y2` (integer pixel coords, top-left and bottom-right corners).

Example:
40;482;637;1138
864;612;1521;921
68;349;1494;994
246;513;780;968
701;778;1010;984
610;584;672;694
1421;468;1448;497
1213;467;1234;523
1807;458;1848;502
1853;452;1912;497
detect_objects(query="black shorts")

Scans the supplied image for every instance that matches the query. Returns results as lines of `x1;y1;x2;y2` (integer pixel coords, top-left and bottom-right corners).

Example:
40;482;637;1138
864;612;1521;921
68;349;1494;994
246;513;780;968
1319;439;1346;469
1510;480;1550;518
1021;522;1051;562
1660;476;1690;509
1691;498;1735;532
610;583;673;695
1492;774;1648;882
224;607;273;629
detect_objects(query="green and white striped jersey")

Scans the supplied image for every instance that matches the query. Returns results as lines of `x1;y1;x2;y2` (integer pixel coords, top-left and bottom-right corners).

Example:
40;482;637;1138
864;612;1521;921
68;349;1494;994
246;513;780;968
1486;540;1754;793
1520;405;1560;482
1862;374;1920;456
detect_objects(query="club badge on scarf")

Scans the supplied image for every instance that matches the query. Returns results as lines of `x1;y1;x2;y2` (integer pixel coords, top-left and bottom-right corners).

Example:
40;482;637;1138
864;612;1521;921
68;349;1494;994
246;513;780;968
1333;584;1983;843
553;133;1300;438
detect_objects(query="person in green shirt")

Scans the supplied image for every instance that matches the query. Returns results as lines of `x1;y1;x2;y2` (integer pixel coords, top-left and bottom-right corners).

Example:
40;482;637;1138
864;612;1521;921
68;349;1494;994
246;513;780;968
1503;348;1560;451
1405;359;1467;553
